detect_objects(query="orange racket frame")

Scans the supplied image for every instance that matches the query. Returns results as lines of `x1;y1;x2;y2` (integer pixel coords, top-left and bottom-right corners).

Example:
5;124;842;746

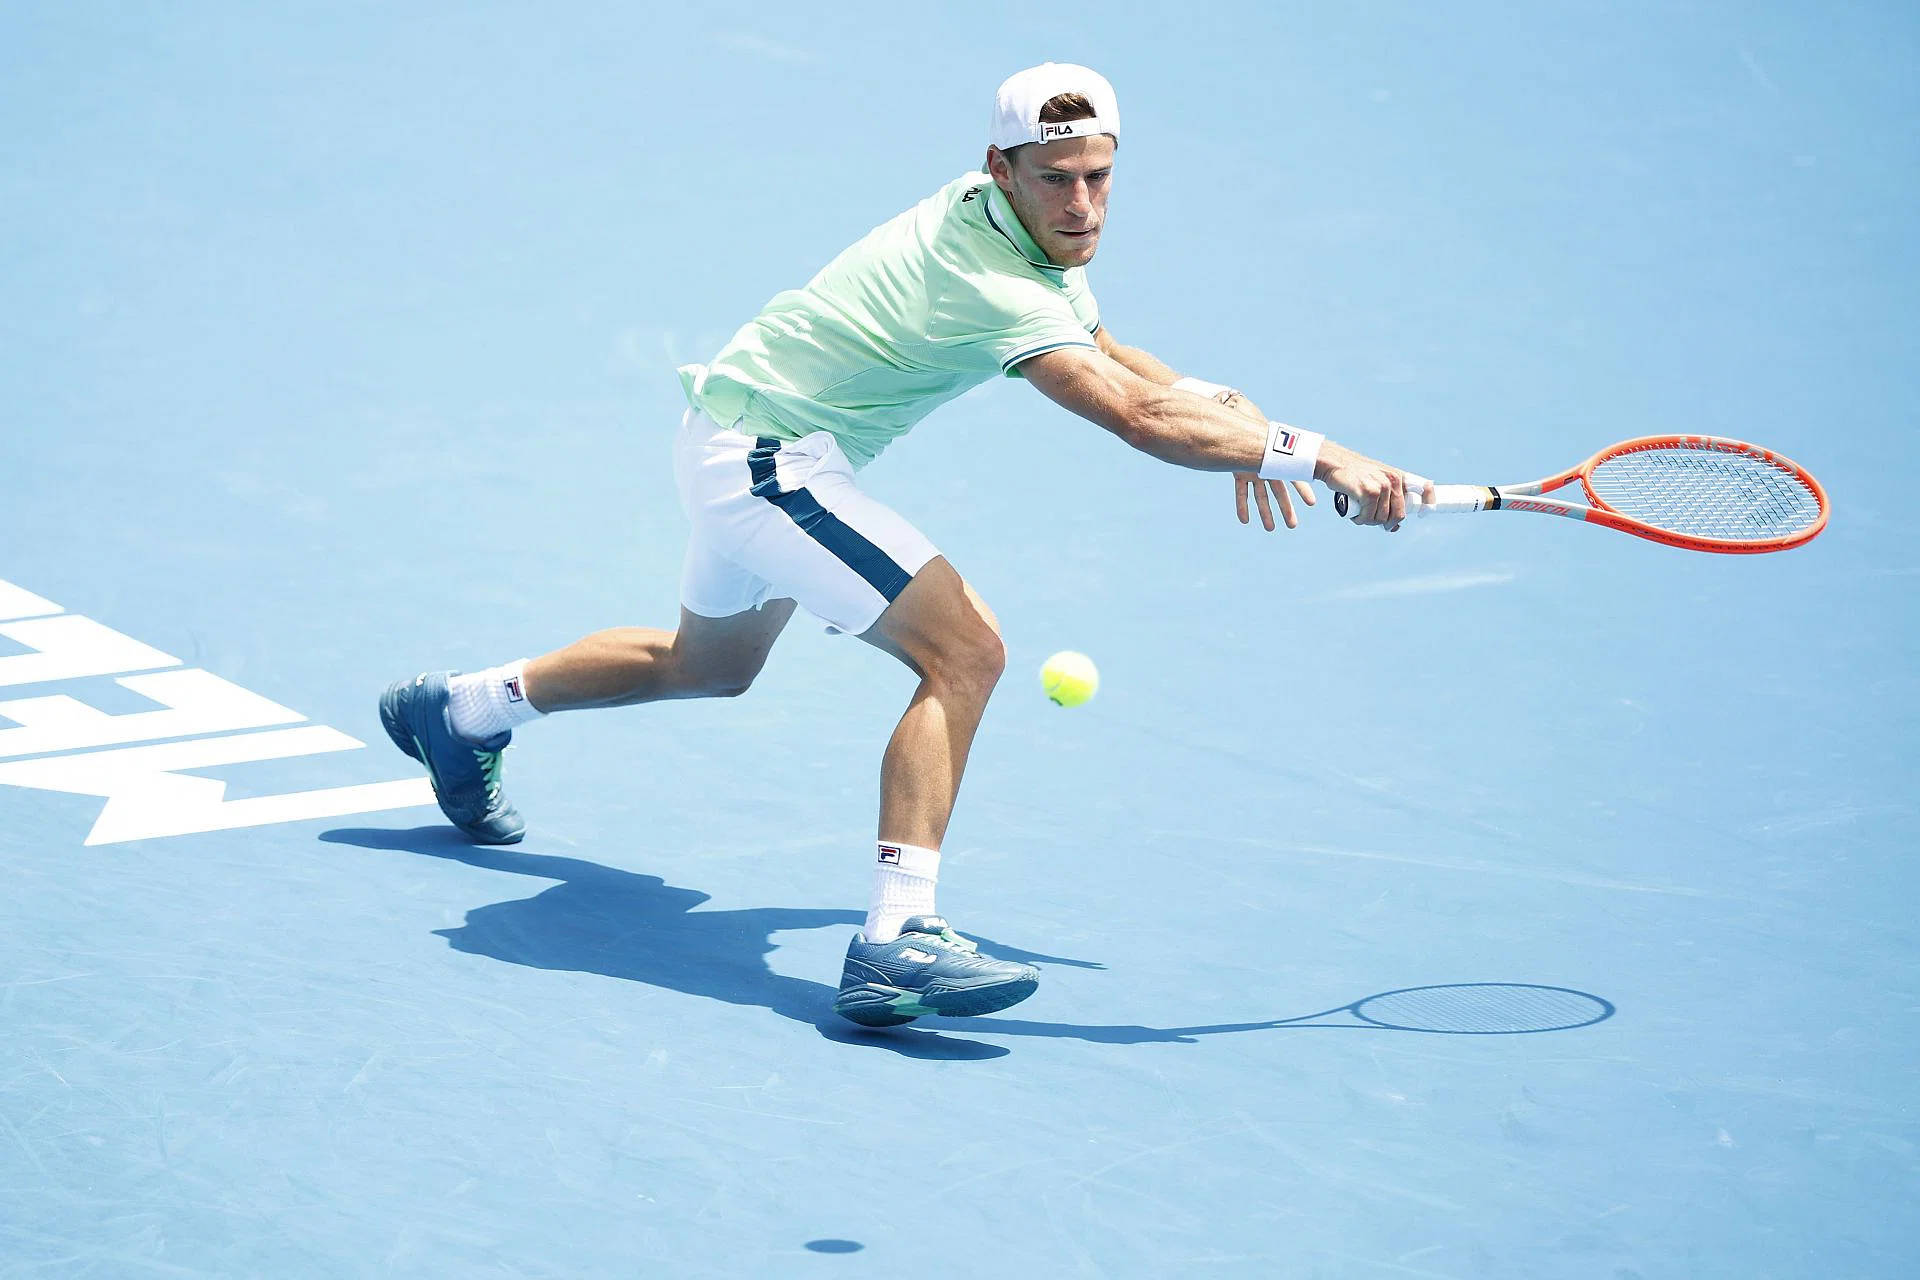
1335;435;1829;554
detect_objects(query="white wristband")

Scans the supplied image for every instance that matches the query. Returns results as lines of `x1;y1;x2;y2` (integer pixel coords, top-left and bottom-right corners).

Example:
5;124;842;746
1171;376;1234;401
1257;422;1324;482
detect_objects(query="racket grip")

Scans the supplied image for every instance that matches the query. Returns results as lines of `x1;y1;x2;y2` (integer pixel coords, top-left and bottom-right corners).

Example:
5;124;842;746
1331;472;1435;522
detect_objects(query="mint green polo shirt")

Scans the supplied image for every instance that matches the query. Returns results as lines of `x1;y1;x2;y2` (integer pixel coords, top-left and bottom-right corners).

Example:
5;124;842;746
680;172;1101;469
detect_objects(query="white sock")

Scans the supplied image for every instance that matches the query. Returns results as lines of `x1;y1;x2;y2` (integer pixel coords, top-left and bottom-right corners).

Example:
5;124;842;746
447;660;543;742
864;841;940;943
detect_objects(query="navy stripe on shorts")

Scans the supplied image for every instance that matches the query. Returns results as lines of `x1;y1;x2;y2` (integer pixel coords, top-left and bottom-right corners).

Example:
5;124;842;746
747;438;914;603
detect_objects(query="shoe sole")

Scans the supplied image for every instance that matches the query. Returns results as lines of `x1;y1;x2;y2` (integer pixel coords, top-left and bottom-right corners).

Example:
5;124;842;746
833;975;1039;1027
378;683;423;762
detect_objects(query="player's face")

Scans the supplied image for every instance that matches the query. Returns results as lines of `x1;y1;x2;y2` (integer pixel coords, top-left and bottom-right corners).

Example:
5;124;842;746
988;134;1115;268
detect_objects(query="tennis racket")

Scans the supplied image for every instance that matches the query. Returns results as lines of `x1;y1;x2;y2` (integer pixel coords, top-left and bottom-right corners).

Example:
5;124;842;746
1331;435;1829;553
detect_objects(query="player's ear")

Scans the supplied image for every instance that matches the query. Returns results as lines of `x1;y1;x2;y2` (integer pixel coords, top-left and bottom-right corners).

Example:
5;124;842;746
985;145;1013;187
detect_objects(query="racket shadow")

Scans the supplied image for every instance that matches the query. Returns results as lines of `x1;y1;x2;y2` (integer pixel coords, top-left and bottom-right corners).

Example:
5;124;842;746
919;983;1616;1044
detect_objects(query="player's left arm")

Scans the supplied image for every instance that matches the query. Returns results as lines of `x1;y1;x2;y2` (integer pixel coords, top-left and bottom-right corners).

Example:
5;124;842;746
1093;326;1316;532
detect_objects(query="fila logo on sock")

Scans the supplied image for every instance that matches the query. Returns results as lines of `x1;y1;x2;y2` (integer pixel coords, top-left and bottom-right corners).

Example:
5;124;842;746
1270;428;1298;457
877;844;902;865
503;677;525;702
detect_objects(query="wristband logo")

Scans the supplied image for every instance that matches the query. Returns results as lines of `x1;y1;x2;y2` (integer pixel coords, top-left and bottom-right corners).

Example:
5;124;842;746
504;676;525;703
1270;428;1298;456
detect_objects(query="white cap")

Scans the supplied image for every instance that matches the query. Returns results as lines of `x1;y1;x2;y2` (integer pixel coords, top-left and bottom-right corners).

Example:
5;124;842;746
989;62;1120;151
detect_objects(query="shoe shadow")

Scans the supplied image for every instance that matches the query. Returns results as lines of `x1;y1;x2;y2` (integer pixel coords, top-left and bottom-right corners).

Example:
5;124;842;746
319;826;1014;1061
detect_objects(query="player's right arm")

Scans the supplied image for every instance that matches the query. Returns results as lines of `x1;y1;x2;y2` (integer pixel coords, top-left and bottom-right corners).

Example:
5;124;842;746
1019;345;1418;530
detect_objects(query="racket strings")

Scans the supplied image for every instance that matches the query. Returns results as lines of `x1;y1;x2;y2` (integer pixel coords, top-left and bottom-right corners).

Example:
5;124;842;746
1585;444;1823;541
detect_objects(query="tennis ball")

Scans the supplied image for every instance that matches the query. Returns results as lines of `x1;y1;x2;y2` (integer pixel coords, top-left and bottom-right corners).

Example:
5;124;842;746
1041;651;1099;707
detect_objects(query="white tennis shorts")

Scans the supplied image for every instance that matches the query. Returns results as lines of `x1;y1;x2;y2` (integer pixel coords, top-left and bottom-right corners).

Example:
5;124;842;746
672;408;940;635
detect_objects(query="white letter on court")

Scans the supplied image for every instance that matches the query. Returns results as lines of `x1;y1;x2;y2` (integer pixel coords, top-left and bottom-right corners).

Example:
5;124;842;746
0;617;180;687
0;669;309;758
0;727;435;845
0;580;63;621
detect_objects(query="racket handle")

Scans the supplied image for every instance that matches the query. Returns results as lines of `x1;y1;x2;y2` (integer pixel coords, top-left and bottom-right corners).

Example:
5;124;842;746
1331;472;1434;522
1330;476;1496;521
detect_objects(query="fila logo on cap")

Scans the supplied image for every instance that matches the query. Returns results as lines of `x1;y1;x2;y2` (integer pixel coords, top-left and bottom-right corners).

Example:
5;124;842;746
1039;121;1081;140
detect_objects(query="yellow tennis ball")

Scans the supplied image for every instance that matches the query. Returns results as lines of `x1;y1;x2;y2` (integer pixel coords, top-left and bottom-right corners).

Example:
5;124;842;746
1041;651;1099;707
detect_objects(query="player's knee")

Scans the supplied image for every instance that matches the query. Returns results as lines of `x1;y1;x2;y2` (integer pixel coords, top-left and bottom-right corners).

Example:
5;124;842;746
978;631;1008;685
936;629;1005;699
671;664;758;700
702;669;759;698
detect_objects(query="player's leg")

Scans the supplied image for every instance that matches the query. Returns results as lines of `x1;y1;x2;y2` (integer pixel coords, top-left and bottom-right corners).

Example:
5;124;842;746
682;425;1039;1024
520;600;797;710
379;409;796;845
860;559;1005;853
379;603;792;845
473;476;799;723
704;444;1004;930
829;557;1038;1028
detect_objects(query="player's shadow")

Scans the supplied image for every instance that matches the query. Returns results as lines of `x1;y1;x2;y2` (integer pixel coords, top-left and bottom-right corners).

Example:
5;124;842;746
320;826;1095;1061
320;827;1614;1055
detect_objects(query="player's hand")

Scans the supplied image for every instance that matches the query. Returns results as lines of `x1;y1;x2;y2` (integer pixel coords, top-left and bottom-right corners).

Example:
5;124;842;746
1233;471;1317;531
1317;441;1427;532
1222;391;1316;532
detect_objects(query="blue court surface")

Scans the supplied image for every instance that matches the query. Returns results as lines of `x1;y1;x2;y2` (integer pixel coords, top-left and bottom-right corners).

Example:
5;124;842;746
4;5;1915;1277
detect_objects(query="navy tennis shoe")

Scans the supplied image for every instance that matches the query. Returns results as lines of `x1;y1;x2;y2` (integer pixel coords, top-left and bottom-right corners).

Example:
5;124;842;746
832;915;1039;1027
379;671;525;845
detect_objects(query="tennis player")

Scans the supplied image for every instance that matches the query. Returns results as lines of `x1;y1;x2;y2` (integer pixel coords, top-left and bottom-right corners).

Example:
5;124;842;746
381;63;1421;1028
